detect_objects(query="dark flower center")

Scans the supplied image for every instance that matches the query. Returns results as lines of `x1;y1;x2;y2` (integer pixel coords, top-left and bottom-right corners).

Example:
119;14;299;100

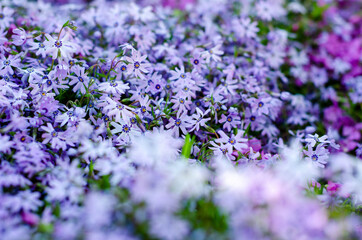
134;62;140;69
228;138;236;145
131;117;137;124
54;40;62;48
175;118;181;126
122;124;130;133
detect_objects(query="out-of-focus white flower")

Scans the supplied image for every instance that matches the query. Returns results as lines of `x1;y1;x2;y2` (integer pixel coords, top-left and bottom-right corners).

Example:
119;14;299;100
129;130;183;166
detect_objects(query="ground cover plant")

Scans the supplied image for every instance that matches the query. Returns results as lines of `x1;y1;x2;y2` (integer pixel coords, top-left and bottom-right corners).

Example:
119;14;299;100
0;0;361;239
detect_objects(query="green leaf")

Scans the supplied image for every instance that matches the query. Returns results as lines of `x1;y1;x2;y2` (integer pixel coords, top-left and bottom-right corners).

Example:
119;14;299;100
243;123;251;137
38;223;54;234
181;134;195;159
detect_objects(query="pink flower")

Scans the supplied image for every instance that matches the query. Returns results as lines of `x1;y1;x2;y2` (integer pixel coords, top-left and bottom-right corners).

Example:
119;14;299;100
162;0;195;10
326;181;341;195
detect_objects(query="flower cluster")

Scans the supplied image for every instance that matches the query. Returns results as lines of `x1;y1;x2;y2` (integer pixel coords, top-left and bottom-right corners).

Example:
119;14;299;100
0;0;361;239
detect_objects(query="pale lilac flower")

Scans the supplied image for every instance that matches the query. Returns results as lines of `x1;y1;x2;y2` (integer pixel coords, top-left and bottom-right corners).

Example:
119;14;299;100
99;80;130;96
138;95;151;115
0;54;21;75
304;145;329;168
171;96;192;114
305;134;330;147
44;33;75;60
12;28;27;46
124;50;151;79
28;41;47;58
234;18;259;39
0;7;14;29
201;44;223;63
219;112;241;132
68;67;89;94
40;123;67;150
249;96;272;116
165;111;190;138
215;130;248;153
169;66;190;84
187;107;211;132
56;107;86;127
103;97;134;122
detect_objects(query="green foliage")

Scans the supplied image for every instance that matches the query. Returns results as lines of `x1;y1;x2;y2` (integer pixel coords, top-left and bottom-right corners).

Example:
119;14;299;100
181;134;195;159
178;198;229;235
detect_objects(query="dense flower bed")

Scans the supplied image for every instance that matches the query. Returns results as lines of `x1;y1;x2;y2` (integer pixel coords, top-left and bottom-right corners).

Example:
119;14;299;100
0;0;361;239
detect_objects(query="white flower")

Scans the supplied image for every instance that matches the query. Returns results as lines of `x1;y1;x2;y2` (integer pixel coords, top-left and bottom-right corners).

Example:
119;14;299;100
44;33;75;60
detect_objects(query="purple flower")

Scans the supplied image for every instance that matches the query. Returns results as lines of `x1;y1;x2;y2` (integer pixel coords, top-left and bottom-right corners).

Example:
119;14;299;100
40;123;67;150
219;112;241;132
0;54;21;75
12;28;27;46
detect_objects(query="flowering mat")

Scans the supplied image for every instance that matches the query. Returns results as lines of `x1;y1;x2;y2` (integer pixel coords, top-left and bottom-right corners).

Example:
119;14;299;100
0;0;361;239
